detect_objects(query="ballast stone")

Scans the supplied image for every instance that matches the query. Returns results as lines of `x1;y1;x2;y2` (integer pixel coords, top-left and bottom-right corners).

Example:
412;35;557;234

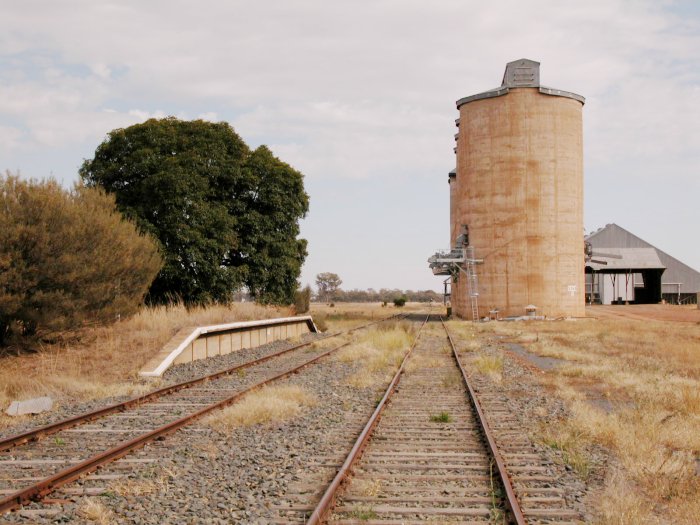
5;396;53;416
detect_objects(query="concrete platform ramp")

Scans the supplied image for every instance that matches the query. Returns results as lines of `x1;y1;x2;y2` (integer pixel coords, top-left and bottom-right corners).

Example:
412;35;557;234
139;316;318;377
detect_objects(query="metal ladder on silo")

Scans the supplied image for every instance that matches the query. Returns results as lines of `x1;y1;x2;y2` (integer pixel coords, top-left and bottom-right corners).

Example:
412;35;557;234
465;246;480;322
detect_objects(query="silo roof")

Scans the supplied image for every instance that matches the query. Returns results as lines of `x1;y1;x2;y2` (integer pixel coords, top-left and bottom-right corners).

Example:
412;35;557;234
457;58;585;108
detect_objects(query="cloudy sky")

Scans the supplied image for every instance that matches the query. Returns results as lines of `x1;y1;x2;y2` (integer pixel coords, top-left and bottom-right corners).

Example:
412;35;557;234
2;1;699;292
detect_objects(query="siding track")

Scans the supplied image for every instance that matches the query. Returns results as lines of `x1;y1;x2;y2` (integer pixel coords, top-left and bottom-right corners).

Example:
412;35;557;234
0;315;400;515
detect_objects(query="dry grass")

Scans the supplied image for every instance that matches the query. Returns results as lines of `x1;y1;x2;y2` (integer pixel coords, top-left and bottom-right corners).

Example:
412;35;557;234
0;302;291;429
346;372;381;389
310;301;431;333
78;497;114;524
536;418;591;479
441;370;462;388
205;385;316;430
476;316;700;523
445;319;482;352
310;302;389;333
336;321;414;388
473;354;504;383
405;353;442;372
110;477;160;497
592;468;656;525
109;464;177;498
354;478;382;497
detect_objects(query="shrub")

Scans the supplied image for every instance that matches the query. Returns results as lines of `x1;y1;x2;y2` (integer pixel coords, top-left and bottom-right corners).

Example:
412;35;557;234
294;285;311;314
430;411;452;423
393;296;407;307
314;315;328;332
0;174;163;344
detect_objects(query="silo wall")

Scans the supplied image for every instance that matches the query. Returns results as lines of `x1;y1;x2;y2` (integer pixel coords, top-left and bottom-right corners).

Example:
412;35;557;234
452;88;584;318
449;172;458;247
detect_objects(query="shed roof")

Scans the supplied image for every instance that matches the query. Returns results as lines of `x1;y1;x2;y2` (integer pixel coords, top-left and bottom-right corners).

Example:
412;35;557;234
586;248;664;272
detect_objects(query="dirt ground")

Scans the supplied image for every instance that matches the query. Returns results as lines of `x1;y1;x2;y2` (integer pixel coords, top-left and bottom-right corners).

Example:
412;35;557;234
587;303;700;322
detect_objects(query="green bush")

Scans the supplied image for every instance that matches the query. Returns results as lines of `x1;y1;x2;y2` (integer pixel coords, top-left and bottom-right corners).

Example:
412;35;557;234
393;296;407;307
80;118;309;305
293;285;311;314
0;174;163;344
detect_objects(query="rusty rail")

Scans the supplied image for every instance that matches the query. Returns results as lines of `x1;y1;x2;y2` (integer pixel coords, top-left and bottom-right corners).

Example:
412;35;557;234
441;317;527;525
305;314;430;525
0;339;359;514
0;314;402;454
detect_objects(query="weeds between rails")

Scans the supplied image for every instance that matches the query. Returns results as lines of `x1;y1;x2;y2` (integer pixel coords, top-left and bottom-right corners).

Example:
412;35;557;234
305;316;530;525
0;315;404;514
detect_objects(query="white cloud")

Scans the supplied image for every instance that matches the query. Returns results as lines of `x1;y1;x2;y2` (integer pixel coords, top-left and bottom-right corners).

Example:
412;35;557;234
90;63;111;80
1;0;699;285
0;125;24;151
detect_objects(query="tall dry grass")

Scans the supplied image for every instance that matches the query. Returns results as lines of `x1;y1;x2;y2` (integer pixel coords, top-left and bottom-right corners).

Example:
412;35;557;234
336;321;414;388
310;302;402;333
0;302;291;428
473;354;504;383
205;384;316;430
476;317;700;523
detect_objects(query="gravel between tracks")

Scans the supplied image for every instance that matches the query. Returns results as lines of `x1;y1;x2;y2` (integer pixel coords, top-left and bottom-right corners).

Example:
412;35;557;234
5;333;386;524
0;332;322;441
3;320;599;524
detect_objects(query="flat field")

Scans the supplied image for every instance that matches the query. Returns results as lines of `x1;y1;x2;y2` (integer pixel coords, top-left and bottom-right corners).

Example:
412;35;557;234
588;303;700;323
471;304;700;524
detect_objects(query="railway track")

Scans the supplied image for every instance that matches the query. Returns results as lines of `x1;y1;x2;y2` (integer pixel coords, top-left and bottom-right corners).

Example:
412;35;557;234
0;315;400;515
276;315;582;524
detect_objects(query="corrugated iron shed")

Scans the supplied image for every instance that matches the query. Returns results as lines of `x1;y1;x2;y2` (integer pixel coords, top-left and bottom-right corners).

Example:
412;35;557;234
586;223;700;294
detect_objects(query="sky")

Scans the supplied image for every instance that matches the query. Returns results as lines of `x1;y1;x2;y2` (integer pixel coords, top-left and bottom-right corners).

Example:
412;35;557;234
2;1;699;293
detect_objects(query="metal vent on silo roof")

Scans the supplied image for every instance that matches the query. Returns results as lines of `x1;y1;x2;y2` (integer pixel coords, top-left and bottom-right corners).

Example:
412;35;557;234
501;59;540;88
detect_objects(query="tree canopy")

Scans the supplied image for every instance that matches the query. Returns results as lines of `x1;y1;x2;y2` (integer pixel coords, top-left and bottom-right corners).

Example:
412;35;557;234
80;118;309;305
0;173;162;344
315;272;343;302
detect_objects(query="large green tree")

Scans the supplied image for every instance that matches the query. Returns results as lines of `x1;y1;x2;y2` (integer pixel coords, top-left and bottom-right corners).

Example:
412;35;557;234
80;118;308;305
234;146;309;304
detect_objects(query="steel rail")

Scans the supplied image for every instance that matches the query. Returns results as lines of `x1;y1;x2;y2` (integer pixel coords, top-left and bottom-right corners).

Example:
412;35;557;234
0;314;402;453
0;338;361;514
441;317;527;525
305;314;430;525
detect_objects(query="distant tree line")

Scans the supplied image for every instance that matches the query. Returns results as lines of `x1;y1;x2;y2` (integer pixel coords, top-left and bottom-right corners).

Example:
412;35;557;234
317;287;441;303
313;272;441;304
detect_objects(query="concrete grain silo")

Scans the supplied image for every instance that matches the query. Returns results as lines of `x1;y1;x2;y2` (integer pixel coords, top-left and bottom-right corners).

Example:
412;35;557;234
448;59;585;318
